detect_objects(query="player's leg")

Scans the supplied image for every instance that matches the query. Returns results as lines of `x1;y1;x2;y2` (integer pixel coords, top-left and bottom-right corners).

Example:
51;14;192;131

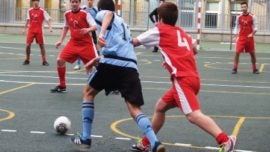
38;44;49;66
232;52;240;74
250;52;259;74
23;32;34;65
73;58;81;70
233;38;245;74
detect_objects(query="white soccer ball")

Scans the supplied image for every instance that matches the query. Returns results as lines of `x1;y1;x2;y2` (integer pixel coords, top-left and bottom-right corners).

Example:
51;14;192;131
53;116;71;135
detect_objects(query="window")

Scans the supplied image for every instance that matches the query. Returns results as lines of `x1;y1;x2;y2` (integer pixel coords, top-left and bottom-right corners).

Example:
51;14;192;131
205;2;219;28
179;0;195;28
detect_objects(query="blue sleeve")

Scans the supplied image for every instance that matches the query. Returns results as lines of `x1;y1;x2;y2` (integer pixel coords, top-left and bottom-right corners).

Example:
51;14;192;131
95;10;108;23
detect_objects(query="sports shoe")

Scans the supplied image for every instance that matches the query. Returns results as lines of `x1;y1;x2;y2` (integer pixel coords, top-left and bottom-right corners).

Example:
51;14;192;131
231;69;237;74
22;60;30;65
130;142;150;152
73;64;81;70
42;61;50;66
253;69;259;74
71;135;91;149
219;136;237;152
50;85;66;93
152;142;166;152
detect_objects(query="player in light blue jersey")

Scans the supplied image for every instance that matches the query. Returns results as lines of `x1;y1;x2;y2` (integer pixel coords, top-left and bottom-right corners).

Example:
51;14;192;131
70;0;165;152
74;0;98;70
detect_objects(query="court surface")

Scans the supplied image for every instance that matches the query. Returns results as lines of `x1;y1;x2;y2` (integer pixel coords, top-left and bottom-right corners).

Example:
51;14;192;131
0;42;269;152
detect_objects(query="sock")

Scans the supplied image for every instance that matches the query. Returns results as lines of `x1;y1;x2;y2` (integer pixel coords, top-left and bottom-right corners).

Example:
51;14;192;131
252;63;257;70
216;132;229;145
135;113;158;149
141;136;150;147
42;55;46;62
81;102;95;140
77;59;81;65
26;54;30;61
233;64;238;70
57;67;66;87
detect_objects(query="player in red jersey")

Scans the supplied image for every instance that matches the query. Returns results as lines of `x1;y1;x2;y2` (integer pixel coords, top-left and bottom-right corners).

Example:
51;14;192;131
23;0;52;66
51;0;97;93
232;2;259;74
131;2;236;152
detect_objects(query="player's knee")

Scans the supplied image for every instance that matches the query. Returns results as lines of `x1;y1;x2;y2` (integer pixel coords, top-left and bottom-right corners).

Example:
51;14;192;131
57;59;65;67
83;86;96;101
155;99;167;113
186;111;203;124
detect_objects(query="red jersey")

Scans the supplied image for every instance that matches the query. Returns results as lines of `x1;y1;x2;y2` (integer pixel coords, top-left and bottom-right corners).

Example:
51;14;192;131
234;13;257;37
64;9;96;43
27;7;50;33
137;24;199;78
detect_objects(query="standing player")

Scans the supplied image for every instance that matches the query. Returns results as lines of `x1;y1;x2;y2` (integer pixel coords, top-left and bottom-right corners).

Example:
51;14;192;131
232;2;259;74
70;0;165;152
51;0;97;93
148;0;165;53
131;2;236;152
23;0;52;66
73;0;98;70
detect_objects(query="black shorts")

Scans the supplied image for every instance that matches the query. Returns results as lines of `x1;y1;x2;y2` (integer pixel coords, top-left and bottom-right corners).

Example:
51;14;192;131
88;63;144;106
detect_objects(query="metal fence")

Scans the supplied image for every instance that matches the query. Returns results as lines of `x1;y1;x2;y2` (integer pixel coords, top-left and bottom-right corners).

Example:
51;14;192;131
0;0;269;33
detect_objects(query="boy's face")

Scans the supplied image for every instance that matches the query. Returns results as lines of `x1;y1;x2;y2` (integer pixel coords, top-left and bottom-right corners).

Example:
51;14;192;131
241;4;248;14
70;0;81;11
88;0;94;7
32;0;40;7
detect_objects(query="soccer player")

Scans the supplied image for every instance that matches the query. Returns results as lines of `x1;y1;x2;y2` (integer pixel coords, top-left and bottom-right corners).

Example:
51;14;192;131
51;0;97;93
70;0;165;152
148;0;165;53
232;2;259;74
131;2;236;152
23;0;52;66
73;0;98;70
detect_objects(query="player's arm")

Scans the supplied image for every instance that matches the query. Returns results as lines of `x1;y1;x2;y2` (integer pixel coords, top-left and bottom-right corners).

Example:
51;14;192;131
98;11;114;47
81;13;97;35
192;38;198;55
149;8;157;24
132;27;159;49
249;15;258;37
44;11;53;32
233;16;239;39
55;14;69;49
23;9;30;34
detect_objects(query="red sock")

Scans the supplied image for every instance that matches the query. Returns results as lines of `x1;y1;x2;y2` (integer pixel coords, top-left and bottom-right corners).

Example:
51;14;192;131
216;132;229;145
141;136;150;147
233;64;238;70
252;63;257;70
57;67;66;87
26;54;30;61
42;55;46;62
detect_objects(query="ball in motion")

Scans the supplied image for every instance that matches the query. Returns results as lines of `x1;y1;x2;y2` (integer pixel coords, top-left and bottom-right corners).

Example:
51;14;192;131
53;116;71;135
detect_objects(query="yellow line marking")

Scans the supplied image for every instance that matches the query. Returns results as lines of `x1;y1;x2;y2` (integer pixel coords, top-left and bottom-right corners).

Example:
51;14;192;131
0;83;34;95
204;63;269;73
259;64;265;73
0;109;15;122
232;117;246;137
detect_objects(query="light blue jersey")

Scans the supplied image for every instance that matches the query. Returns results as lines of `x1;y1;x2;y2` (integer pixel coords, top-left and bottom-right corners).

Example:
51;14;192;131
85;7;98;18
95;10;137;70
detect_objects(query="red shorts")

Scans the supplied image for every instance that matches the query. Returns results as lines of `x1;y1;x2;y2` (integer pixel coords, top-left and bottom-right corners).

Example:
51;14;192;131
27;32;44;45
161;77;200;114
236;37;255;53
58;40;97;64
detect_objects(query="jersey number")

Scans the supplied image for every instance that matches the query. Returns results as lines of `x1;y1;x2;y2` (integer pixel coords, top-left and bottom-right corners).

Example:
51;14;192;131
177;30;191;51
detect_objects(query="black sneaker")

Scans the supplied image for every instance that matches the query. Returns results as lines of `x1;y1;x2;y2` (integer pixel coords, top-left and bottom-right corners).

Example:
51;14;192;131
23;60;30;65
253;69;259;74
152;142;166;152
232;69;237;74
130;143;149;152
42;61;50;66
152;47;158;53
71;136;91;149
51;85;66;93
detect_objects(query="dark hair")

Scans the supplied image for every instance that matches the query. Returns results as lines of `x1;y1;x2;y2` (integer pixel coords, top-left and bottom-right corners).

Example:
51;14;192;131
157;2;178;26
241;2;248;6
69;0;81;2
98;0;115;11
32;0;40;1
160;0;165;2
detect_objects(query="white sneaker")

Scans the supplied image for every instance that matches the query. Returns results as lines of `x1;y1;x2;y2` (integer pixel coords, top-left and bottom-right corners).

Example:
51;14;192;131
219;135;237;152
73;64;81;70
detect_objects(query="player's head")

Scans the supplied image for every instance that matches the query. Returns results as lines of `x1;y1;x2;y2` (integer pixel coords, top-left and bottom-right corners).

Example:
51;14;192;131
31;0;40;7
97;0;115;11
240;2;248;14
157;2;178;26
159;0;165;5
88;0;94;7
70;0;81;12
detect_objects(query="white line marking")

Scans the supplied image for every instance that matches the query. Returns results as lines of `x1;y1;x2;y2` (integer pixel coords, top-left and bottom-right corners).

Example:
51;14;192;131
204;146;219;150
174;143;192;147
91;135;103;138
1;129;17;132
66;133;74;136
30;131;46;134
115;137;131;141
234;150;256;152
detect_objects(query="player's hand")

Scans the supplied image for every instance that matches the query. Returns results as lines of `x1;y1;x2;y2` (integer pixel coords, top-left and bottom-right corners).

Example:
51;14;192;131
49;28;53;33
55;41;62;49
80;28;90;35
248;33;253;38
84;57;101;74
233;35;238;42
22;29;27;35
98;34;106;47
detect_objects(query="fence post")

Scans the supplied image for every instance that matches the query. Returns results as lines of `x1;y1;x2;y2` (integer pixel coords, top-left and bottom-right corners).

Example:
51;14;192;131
197;0;202;51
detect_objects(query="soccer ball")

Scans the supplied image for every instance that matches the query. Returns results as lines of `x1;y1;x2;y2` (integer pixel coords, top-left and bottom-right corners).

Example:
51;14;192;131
53;116;71;135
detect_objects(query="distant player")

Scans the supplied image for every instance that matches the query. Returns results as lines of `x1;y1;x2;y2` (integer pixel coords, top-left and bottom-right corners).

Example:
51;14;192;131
148;0;165;53
51;0;97;93
73;0;98;70
232;2;259;74
23;0;52;66
70;0;165;152
131;2;236;152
